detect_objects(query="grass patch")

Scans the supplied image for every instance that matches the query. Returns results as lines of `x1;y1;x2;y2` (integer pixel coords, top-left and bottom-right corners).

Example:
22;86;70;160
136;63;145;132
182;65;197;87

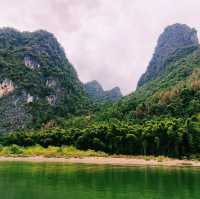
0;145;108;158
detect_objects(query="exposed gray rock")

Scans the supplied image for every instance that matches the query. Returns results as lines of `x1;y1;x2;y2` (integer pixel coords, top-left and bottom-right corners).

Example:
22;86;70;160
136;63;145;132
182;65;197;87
0;91;32;133
103;87;122;102
0;79;14;98
46;79;57;88
84;80;122;102
47;95;57;105
26;93;34;103
24;55;40;69
138;23;199;87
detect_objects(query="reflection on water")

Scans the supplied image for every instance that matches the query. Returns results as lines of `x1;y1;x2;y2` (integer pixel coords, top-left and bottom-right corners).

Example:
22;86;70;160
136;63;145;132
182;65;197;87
0;162;200;199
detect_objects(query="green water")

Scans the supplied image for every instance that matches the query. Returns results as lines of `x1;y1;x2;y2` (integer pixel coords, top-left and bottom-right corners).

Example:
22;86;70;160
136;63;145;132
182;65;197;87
0;162;200;199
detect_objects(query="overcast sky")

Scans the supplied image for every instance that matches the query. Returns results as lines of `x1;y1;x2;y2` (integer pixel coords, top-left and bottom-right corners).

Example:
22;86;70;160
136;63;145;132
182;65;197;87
1;0;200;94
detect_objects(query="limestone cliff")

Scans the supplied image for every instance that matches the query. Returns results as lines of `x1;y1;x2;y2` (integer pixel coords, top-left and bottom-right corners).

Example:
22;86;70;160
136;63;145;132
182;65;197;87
138;23;199;87
0;28;87;133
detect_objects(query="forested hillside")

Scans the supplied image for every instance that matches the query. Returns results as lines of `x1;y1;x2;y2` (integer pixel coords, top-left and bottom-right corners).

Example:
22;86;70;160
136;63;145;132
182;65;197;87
97;24;200;121
0;24;200;158
138;23;199;87
0;28;88;133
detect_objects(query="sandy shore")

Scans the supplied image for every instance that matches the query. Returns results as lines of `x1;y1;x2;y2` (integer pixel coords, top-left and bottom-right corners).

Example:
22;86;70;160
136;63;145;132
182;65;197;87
0;156;200;167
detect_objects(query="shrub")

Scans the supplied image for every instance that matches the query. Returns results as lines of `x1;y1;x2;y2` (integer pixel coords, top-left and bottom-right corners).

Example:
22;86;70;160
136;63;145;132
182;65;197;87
8;145;24;155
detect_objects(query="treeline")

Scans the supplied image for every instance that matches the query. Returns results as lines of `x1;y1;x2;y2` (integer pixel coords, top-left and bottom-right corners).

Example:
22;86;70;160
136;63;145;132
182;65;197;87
1;114;200;158
98;69;200;122
134;70;200;120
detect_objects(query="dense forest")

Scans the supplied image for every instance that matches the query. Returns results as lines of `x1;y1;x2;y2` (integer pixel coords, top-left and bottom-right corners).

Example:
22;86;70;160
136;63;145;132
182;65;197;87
0;24;200;158
1;114;199;158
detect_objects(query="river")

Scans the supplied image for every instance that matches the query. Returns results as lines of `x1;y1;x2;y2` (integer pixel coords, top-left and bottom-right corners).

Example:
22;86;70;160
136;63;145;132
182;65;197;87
0;162;199;199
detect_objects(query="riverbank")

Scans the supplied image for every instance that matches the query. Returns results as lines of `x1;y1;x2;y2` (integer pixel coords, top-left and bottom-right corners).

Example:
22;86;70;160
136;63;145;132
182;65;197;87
1;145;200;167
0;156;200;167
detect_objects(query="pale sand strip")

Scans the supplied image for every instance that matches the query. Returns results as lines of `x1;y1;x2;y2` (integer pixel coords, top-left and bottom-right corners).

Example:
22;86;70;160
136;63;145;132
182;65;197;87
0;156;200;167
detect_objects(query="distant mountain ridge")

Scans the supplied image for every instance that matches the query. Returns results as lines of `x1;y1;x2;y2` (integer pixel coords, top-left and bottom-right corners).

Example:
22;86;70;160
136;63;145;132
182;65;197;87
84;80;122;102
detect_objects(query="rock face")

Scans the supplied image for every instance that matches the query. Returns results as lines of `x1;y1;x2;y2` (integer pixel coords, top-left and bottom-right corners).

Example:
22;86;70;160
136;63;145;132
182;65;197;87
103;87;122;102
84;80;122;102
24;55;40;69
0;79;14;98
0;28;87;133
138;23;199;87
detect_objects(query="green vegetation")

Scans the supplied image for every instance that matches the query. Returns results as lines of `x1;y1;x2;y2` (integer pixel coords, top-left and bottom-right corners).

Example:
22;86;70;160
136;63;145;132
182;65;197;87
0;28;89;132
1;45;200;159
97;48;200;122
0;144;107;158
0;114;199;158
0;25;200;160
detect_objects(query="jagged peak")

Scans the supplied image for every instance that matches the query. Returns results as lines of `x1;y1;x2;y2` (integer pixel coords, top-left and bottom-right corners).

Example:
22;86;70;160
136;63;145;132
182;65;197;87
84;80;104;92
84;81;122;102
109;86;121;93
137;23;199;87
157;23;198;47
85;80;102;86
